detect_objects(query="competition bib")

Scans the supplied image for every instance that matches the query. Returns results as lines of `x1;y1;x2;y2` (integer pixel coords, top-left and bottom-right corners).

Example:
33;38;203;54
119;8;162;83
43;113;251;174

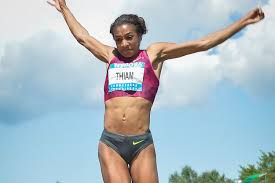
108;62;145;92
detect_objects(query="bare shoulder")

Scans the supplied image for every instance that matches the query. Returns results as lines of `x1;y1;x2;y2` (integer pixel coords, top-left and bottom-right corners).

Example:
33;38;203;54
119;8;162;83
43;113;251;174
146;42;176;63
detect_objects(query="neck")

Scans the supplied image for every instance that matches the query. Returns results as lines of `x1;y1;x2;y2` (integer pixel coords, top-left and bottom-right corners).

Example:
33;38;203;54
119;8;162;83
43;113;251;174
116;49;141;62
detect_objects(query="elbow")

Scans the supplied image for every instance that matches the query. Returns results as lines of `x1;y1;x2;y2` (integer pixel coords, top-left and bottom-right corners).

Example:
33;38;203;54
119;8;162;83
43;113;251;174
75;34;88;45
199;40;212;51
76;35;85;45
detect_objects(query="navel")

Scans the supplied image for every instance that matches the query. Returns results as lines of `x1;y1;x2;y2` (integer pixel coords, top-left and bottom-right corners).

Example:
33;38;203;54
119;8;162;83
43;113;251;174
122;113;126;122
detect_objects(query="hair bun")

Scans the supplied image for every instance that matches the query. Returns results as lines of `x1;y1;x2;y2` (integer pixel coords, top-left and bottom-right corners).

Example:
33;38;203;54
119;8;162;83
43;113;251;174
110;14;148;36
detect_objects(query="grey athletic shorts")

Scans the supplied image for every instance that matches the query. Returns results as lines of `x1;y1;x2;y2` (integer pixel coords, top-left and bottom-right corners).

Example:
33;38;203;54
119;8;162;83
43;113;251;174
100;129;154;165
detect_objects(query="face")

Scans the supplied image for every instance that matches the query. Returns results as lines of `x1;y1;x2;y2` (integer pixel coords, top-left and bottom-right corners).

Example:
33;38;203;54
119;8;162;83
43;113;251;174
113;24;142;58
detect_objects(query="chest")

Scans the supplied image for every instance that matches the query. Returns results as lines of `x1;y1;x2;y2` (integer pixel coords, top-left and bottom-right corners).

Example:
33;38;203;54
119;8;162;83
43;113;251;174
108;62;145;92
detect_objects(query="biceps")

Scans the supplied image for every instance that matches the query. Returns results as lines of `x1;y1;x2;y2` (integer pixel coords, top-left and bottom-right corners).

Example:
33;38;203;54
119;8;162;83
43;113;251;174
78;35;112;63
161;40;208;60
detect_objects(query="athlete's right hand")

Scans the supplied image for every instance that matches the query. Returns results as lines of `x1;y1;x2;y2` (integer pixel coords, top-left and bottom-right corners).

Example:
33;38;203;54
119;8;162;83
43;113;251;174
47;0;66;13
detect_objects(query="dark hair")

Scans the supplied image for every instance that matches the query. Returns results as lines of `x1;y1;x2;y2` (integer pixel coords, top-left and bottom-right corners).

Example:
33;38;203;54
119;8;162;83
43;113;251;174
110;14;148;36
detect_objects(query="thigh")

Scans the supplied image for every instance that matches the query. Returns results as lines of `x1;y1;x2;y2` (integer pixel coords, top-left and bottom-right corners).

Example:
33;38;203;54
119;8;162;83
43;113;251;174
130;144;159;183
98;141;131;183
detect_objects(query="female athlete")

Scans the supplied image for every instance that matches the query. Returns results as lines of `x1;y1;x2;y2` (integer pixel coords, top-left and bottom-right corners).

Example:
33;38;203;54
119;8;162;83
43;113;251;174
47;0;264;182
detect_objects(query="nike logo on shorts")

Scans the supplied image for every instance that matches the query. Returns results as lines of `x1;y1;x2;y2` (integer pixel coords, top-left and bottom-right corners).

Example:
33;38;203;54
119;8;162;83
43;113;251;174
132;139;145;145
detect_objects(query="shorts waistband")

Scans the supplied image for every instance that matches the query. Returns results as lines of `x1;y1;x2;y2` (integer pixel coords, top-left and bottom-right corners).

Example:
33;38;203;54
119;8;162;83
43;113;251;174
102;129;151;138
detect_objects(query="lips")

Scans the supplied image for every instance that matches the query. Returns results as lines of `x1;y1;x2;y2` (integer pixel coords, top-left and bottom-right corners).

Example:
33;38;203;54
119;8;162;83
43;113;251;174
123;49;133;55
119;49;136;58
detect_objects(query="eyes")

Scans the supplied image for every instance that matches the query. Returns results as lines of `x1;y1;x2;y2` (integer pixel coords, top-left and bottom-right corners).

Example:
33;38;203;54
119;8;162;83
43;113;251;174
114;34;134;43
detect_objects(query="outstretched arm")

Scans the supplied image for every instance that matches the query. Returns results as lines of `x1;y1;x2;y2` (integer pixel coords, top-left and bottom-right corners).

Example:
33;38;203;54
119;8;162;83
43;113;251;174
47;0;113;63
147;8;265;62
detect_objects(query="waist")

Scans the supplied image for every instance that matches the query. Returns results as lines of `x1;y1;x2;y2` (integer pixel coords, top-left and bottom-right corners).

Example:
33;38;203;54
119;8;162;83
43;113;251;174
102;128;151;138
104;89;158;103
103;124;150;136
104;99;151;135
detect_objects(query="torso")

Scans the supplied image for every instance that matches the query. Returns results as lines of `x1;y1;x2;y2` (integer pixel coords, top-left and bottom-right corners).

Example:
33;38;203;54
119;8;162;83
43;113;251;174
104;48;163;135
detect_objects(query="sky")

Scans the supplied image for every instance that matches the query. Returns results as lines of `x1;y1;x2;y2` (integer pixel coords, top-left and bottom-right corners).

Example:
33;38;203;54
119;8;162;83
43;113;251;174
0;0;275;182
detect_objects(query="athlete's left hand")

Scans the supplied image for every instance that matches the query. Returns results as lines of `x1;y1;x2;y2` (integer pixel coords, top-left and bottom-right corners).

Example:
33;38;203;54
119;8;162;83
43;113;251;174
243;8;265;25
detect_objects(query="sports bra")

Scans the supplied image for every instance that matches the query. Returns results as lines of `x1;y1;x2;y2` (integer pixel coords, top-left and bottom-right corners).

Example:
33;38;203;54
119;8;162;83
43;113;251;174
104;50;159;103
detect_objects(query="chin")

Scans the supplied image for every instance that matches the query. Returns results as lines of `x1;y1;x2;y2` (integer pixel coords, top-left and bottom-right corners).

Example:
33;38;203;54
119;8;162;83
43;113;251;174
122;51;135;58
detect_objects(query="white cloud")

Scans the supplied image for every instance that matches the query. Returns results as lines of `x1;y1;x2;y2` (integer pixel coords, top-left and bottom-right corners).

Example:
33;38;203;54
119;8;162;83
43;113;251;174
217;1;275;97
0;0;125;56
0;31;105;123
154;53;221;108
120;0;260;43
153;0;275;107
0;0;126;122
1;0;274;122
153;1;275;107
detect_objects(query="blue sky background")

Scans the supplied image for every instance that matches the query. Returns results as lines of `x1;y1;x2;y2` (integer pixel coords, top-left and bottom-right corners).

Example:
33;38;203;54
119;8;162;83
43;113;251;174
1;0;275;182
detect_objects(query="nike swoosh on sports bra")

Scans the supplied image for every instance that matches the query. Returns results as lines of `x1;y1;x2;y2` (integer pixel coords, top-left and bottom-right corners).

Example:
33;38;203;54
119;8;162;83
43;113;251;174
104;50;159;103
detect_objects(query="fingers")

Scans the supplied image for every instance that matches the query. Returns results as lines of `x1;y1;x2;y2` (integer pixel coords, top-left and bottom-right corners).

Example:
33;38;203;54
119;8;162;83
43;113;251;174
258;7;263;14
258;8;265;20
46;0;55;6
252;7;265;21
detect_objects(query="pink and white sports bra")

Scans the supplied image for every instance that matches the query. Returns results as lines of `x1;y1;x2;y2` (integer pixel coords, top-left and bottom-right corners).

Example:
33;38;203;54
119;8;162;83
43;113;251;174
104;50;159;103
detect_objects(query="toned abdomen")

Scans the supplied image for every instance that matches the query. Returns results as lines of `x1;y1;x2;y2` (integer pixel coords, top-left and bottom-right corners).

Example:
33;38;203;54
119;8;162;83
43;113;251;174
104;97;152;135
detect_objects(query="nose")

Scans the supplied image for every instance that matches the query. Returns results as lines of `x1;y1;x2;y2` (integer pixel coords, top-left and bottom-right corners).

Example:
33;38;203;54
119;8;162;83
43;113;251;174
121;39;129;48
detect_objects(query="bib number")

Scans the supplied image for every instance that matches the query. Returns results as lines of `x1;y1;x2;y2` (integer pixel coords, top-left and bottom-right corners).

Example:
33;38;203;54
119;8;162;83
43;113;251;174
108;62;145;92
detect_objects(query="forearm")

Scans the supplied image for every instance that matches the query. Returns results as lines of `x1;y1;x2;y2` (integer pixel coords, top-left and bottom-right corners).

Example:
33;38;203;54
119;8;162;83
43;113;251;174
60;5;89;41
201;17;247;49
